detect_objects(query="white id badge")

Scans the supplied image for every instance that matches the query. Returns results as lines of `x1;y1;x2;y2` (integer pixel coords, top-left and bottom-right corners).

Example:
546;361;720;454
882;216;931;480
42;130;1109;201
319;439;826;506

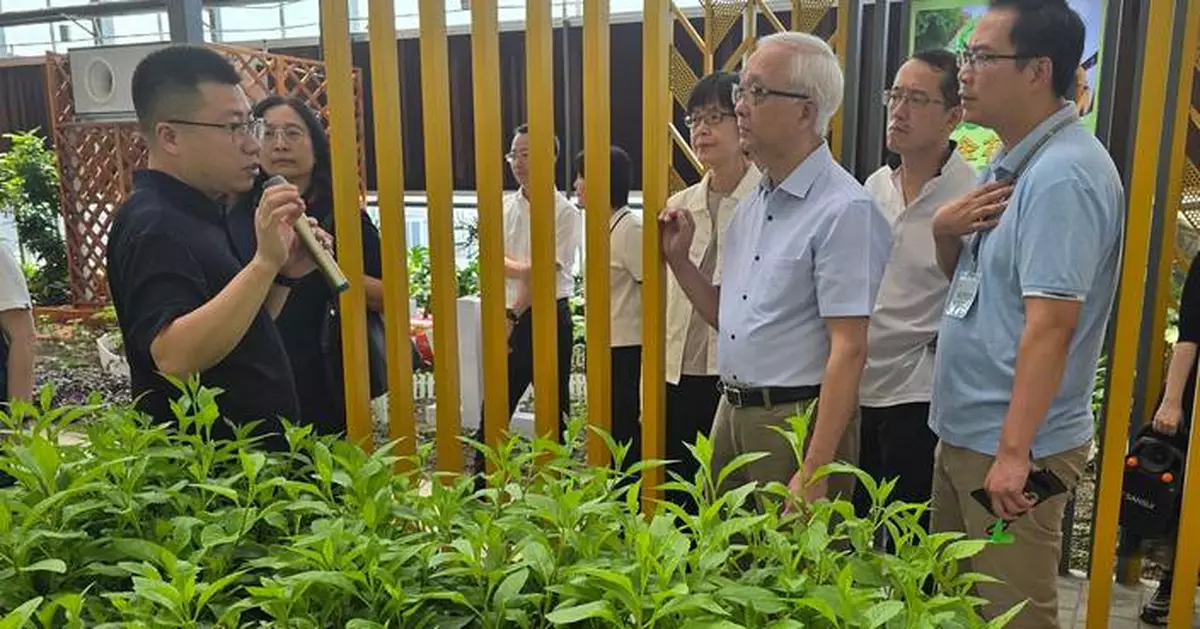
944;270;980;319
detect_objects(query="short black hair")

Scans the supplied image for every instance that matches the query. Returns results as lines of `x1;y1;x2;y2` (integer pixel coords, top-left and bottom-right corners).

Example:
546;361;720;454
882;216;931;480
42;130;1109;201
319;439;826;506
573;145;633;209
513;123;560;157
989;0;1085;99
131;45;241;134
253;95;331;197
908;49;961;107
687;71;738;113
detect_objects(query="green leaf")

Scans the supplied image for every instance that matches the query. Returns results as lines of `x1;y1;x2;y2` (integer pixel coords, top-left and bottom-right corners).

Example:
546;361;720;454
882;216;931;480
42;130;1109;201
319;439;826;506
493;567;529;607
19;559;66;574
942;539;989;563
545;600;617;624
190;482;239;502
0;596;43;629
863;600;904;629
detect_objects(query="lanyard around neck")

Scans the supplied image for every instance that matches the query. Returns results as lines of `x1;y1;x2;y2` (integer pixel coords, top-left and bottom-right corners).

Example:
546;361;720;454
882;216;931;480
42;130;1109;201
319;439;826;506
969;114;1076;268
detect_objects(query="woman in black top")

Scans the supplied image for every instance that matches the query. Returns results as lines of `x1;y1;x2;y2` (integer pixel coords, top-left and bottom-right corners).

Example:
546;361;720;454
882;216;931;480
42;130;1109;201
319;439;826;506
1139;252;1200;625
229;96;385;436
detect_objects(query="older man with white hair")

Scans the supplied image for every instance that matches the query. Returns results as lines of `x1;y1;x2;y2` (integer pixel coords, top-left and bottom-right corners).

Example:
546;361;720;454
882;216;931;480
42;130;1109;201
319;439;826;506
660;31;892;504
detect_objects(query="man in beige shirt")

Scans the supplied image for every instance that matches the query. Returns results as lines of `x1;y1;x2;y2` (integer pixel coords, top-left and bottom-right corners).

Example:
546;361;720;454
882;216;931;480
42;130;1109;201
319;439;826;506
855;50;976;534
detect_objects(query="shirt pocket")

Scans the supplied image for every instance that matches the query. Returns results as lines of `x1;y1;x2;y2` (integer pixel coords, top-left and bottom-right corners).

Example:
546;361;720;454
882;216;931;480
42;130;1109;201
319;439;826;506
749;256;811;318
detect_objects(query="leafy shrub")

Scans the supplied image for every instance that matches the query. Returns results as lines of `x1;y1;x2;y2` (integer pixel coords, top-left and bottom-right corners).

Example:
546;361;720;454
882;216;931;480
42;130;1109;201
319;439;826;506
0;130;69;306
0;383;1019;627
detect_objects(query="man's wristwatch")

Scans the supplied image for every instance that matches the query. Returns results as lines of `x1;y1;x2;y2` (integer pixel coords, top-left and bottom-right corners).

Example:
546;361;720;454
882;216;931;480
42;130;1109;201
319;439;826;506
273;274;299;288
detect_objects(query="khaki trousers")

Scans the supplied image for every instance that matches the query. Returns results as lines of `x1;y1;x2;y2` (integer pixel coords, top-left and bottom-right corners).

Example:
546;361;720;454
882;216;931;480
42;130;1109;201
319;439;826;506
931;441;1089;629
709;396;859;504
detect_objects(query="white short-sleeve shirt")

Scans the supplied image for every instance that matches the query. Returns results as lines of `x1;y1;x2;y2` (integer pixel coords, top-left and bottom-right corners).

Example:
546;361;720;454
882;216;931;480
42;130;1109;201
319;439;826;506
503;189;582;307
0;247;31;313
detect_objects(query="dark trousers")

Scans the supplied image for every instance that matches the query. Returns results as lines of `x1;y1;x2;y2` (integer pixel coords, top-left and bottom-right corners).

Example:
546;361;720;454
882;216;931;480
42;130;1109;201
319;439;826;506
610;345;642;470
853;402;938;534
473;298;574;473
664;374;722;512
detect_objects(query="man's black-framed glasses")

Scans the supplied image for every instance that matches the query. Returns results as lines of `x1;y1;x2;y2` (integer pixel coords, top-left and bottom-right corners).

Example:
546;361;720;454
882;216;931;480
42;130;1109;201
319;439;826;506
882;88;945;109
956;48;1037;69
166;118;266;141
731;83;809;106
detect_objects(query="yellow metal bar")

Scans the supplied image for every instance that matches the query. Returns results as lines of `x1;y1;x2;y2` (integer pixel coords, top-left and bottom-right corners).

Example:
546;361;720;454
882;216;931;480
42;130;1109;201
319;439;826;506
670;125;704;173
754;0;785;36
526;0;561;442
583;0;613;467
828;0;848;163
1086;1;1177;625
703;2;714;78
721;39;755;72
418;0;463;475
671;3;706;55
642;0;671;512
367;0;415;467
320;0;372;447
1166;1;1200;626
470;0;509;473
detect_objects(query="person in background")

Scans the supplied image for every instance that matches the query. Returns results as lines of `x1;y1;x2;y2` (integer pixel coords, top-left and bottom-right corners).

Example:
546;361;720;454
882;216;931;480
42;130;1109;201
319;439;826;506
501;124;582;433
928;1;1124;625
0;246;35;405
854;49;976;532
107;45;324;451
1137;251;1200;626
661;32;891;506
228;95;385;436
663;70;761;510
573;146;642;468
0;245;35;488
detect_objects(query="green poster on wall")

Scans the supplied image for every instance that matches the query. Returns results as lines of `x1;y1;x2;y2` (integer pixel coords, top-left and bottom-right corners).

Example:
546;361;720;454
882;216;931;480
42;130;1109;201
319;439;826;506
908;0;1108;171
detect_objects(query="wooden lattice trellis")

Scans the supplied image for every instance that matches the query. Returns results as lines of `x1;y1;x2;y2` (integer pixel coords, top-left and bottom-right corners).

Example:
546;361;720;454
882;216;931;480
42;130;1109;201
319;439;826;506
44;44;368;306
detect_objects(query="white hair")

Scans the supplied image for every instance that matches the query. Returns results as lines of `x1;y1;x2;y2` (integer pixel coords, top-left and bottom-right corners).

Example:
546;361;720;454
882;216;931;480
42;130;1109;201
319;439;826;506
756;31;844;136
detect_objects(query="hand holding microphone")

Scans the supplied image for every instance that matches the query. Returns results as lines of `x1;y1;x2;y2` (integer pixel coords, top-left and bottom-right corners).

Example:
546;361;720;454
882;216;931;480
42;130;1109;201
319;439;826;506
261;174;350;293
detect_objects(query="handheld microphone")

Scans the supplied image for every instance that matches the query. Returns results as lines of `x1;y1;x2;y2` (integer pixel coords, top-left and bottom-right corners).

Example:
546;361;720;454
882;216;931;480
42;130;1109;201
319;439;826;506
263;174;350;294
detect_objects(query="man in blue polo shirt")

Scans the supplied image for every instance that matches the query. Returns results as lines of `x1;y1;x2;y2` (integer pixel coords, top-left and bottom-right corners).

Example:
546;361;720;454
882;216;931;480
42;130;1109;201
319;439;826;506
929;1;1124;626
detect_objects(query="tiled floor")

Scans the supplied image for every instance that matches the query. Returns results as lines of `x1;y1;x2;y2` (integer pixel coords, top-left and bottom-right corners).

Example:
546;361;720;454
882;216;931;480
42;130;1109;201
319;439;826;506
1058;574;1200;628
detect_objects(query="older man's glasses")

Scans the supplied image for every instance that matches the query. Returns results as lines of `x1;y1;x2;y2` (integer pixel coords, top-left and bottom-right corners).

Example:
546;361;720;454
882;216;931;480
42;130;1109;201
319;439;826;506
166;118;267;141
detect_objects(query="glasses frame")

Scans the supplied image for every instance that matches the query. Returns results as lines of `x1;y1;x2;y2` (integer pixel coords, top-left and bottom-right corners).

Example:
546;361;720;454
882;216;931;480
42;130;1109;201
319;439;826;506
882;88;945;109
165;118;266;141
684;109;736;129
731;83;810;106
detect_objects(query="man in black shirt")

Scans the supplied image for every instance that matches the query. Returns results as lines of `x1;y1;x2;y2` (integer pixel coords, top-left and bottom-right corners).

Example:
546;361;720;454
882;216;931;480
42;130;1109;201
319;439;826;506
107;45;322;450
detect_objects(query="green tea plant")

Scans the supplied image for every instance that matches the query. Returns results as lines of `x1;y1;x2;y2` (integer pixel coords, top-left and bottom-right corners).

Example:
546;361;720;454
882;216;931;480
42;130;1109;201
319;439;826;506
0;381;1021;627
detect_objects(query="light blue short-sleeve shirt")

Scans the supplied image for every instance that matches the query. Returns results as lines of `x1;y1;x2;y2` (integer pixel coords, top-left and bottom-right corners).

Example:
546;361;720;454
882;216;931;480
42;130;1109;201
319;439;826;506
930;104;1125;458
717;143;893;387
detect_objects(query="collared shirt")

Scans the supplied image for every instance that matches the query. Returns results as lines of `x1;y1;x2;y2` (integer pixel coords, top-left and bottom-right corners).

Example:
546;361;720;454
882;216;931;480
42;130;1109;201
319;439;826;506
106;170;299;449
608;207;643;347
0;245;30;313
860;147;977;407
665;165;761;383
930;104;1125;458
503;189;582;306
717;143;893;387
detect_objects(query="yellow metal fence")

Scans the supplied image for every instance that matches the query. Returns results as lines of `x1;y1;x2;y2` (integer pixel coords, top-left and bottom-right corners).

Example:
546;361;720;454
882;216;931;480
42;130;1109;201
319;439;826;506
315;0;1200;625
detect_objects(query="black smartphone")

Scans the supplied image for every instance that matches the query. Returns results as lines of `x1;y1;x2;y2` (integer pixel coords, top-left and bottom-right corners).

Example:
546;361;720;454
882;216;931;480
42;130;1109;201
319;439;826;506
970;469;1068;519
